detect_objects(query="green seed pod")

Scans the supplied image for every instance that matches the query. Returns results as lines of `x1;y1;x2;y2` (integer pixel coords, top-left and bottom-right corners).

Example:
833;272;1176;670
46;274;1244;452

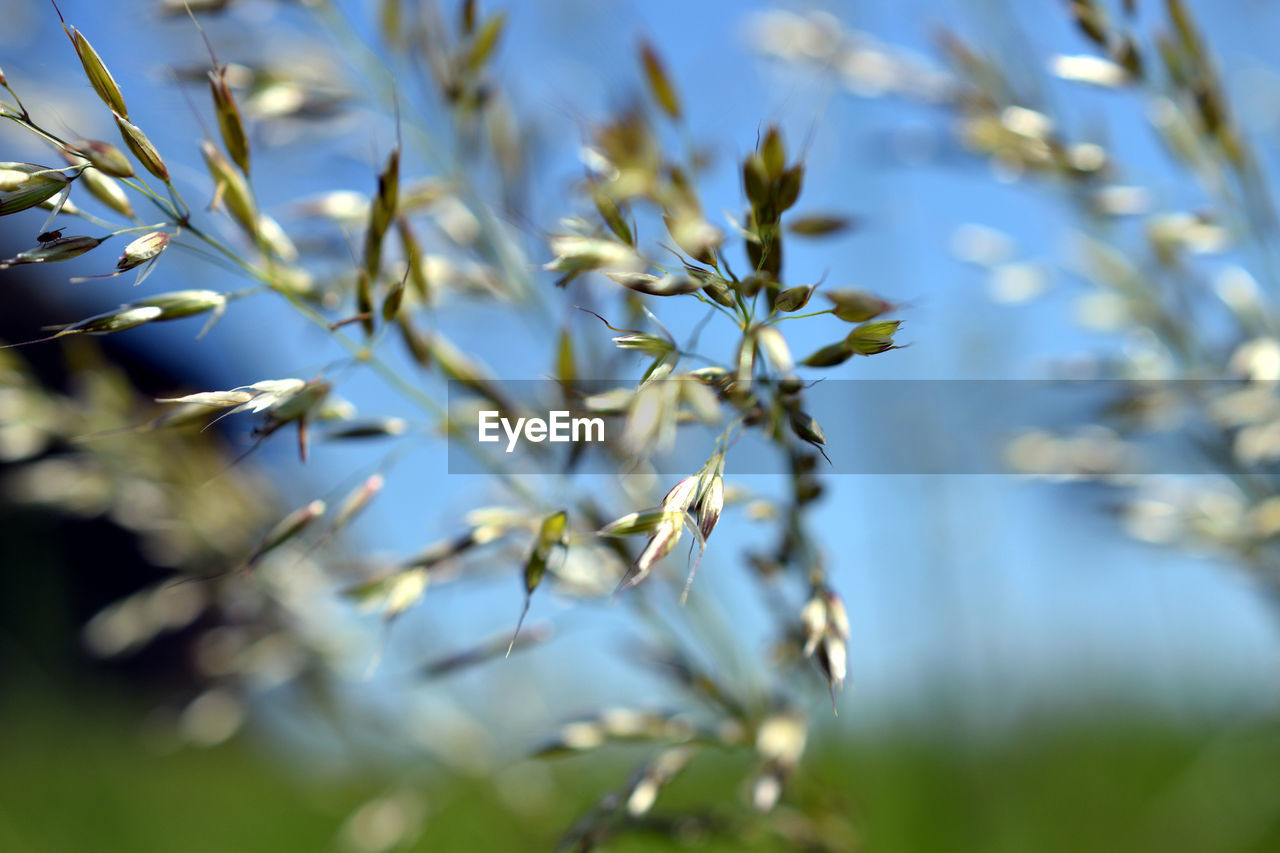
381;270;407;323
801;340;854;368
131;289;225;321
605;271;700;296
774;285;814;312
114;114;169;181
845;320;901;355
67;26;129;117
743;155;769;211
246;500;326;569
700;275;736;307
76;140;133;179
639;41;681;120
760;126;786;181
201;141;256;233
0;164;73;215
78;166;134;218
593;189;633;245
777;164;804;211
267;379;332;425
208;68;250;174
525;510;568;595
370;146;400;240
598;508;682;537
65;305;163;335
788;409;826;448
826;288;894;322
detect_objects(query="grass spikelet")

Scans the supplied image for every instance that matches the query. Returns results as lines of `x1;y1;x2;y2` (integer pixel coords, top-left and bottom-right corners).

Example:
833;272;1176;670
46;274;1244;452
115;114;169;181
54;3;129;117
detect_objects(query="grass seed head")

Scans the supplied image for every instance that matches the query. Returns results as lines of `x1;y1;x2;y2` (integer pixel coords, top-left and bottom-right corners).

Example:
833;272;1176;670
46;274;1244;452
114;114;169;181
755;326;794;373
65;24;129;117
76;163;134;218
696;474;724;540
75;140;134;178
332;474;385;532
801;340;854;367
845;319;902;355
370;147;401;239
525;509;568;593
801;596;827;656
639;41;682;120
2;235;103;268
598;508;681;537
0;163;73;216
201;141;256;232
117;232;171;271
788;409;826;448
826;288;895;322
625;517;683;589
247;499;326;568
773;285;815;313
662;475;701;512
131;289;225;321
788;214;852;236
209;68;250;174
60;304;164;337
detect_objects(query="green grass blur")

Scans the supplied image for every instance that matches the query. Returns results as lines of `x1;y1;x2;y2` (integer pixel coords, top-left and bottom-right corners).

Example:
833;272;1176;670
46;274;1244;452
3;685;1279;853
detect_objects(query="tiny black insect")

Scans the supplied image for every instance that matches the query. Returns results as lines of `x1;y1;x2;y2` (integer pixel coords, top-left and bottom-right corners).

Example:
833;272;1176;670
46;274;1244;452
36;229;65;243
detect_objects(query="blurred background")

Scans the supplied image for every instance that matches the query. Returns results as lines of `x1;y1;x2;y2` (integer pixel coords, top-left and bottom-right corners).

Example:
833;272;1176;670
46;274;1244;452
4;0;1280;850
